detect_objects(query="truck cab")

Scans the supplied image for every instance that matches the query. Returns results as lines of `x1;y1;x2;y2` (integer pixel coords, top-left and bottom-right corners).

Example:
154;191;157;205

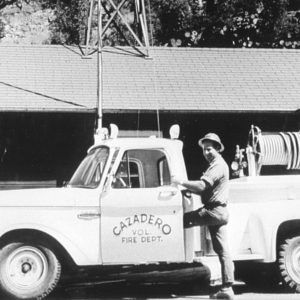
71;135;189;265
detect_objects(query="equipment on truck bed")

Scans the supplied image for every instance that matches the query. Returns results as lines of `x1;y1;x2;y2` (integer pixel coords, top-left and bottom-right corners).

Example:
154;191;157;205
232;125;300;177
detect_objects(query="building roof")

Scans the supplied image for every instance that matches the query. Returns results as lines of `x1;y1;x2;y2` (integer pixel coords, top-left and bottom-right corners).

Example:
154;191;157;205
0;44;299;113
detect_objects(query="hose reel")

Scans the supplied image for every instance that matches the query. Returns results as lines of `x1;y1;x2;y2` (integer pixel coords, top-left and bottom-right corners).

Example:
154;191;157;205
249;125;300;172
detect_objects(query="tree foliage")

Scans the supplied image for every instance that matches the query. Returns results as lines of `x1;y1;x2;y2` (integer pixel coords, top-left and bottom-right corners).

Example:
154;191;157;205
42;0;135;46
0;0;22;10
152;0;300;48
148;0;198;46
40;0;88;45
0;0;300;48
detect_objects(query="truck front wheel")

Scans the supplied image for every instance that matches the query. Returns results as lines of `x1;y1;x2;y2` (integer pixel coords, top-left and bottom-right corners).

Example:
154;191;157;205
279;236;300;292
0;243;61;299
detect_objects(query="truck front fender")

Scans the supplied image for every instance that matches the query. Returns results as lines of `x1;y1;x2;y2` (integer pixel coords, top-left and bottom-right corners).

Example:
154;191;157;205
0;223;97;266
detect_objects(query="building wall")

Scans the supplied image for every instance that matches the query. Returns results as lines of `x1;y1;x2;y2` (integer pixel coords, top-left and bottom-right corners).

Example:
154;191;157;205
0;112;95;186
0;111;298;187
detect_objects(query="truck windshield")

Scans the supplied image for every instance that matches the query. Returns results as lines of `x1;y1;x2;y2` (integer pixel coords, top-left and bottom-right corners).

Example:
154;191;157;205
68;147;109;188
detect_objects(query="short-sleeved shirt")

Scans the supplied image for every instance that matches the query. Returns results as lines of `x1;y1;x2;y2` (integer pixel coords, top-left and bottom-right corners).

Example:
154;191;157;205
200;155;229;206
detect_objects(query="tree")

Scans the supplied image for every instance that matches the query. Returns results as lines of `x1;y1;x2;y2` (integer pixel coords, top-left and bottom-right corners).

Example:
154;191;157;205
274;9;300;48
44;0;141;46
0;0;20;9
158;0;300;48
0;0;299;48
40;0;88;45
0;0;19;39
148;0;198;46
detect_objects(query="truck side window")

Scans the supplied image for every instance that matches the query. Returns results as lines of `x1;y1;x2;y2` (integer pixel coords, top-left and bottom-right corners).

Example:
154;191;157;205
112;149;171;189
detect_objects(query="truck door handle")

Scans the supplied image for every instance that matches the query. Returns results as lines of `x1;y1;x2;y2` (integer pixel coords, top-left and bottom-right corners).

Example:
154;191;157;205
77;212;101;220
159;190;177;200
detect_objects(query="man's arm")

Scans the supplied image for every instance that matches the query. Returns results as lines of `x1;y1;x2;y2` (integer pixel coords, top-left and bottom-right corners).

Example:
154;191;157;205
172;178;207;194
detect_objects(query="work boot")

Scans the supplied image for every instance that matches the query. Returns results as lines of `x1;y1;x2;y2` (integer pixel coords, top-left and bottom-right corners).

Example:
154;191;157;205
209;286;234;299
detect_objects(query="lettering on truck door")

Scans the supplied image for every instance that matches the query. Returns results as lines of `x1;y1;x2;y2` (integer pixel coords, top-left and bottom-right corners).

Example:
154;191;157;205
100;149;185;264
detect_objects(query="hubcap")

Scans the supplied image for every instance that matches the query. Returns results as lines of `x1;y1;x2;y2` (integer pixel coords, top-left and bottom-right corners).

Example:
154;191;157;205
5;246;48;290
290;242;300;284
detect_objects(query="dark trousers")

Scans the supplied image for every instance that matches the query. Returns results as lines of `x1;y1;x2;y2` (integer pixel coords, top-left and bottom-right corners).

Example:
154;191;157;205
184;206;235;286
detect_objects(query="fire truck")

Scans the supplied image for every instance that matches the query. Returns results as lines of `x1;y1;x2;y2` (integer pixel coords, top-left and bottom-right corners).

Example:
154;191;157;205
0;124;299;299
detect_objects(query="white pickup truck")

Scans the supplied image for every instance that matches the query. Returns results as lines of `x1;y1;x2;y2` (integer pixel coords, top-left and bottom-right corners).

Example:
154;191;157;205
0;125;299;299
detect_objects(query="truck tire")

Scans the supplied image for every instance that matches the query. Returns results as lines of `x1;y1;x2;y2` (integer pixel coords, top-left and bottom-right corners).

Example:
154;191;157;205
278;236;300;292
0;242;61;299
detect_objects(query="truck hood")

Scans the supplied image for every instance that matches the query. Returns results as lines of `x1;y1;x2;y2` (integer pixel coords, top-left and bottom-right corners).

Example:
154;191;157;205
0;187;95;207
229;175;300;203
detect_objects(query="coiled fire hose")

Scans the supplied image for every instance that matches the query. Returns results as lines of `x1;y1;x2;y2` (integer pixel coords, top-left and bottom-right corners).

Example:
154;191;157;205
249;126;300;170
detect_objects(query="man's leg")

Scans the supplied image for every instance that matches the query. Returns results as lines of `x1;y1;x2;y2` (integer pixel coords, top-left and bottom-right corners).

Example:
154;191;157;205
184;206;227;228
209;224;234;285
209;224;234;299
184;207;234;298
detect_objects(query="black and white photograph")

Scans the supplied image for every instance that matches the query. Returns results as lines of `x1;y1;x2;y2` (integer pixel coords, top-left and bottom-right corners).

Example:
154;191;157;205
0;0;300;299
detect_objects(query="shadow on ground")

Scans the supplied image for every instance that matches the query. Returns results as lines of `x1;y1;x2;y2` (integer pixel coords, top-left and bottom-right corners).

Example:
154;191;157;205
50;281;208;300
48;280;291;300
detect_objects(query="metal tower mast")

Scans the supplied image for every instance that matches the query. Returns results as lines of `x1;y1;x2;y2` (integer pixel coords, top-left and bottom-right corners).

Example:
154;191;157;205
84;0;150;134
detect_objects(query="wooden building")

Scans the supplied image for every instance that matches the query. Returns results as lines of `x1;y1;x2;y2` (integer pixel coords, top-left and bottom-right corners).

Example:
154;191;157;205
0;45;299;184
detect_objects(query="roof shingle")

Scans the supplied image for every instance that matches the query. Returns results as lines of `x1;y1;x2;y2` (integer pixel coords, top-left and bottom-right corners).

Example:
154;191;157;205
0;45;299;112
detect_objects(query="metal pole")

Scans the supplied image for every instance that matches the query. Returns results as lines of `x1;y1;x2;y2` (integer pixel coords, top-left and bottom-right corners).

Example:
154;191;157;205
97;0;103;131
85;0;95;56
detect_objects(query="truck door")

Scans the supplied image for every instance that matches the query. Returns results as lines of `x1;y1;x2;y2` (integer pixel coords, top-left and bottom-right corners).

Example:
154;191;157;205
100;149;185;264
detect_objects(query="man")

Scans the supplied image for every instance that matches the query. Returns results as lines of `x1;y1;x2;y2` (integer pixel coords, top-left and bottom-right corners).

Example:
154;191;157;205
172;133;234;300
